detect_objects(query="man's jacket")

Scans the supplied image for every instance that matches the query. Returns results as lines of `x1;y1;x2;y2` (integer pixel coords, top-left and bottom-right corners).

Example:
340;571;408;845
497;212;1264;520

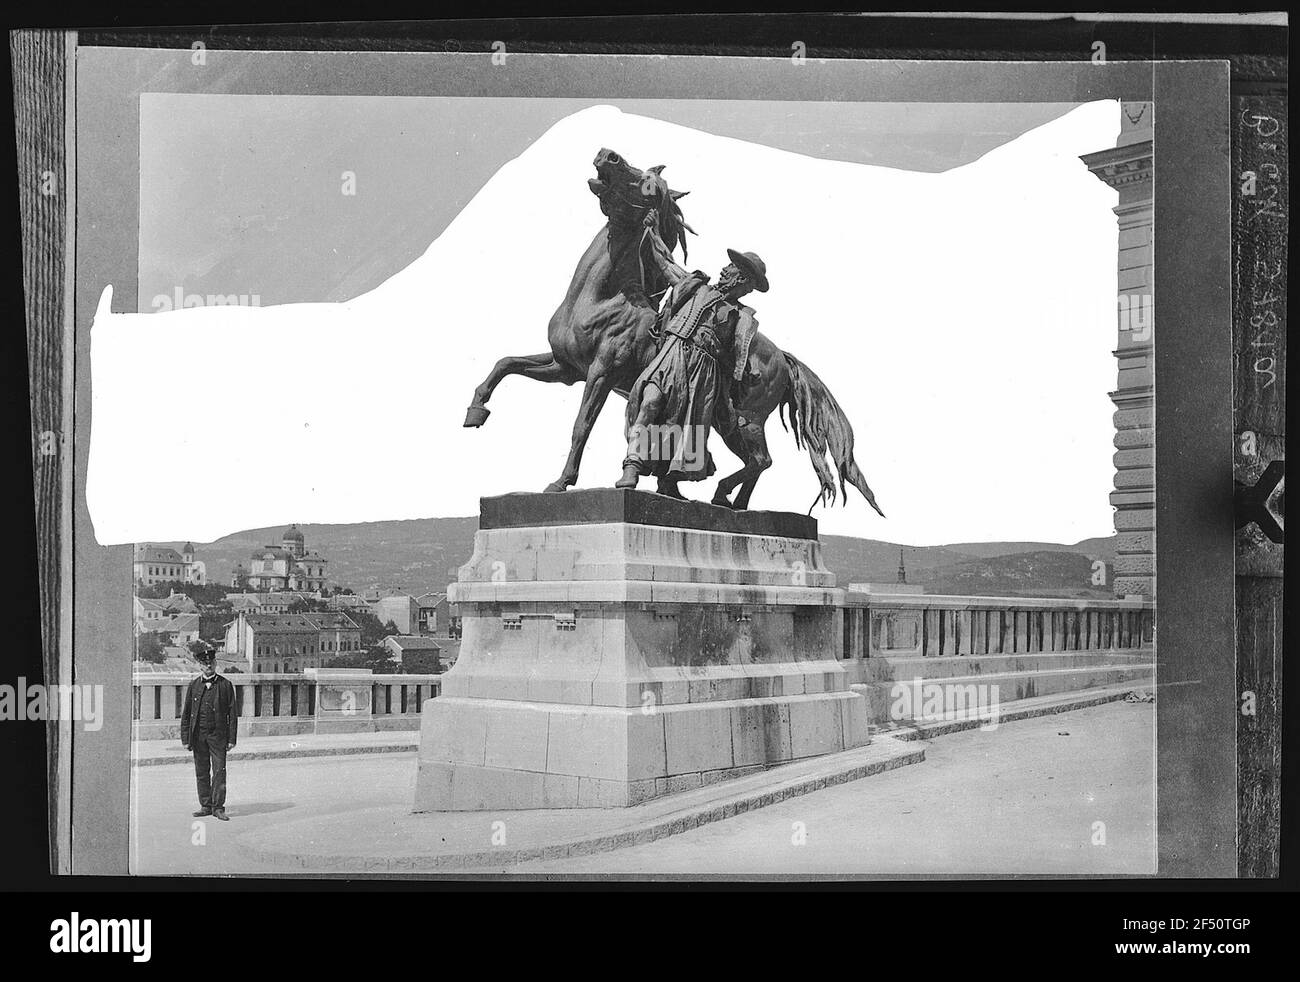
179;674;238;749
655;272;759;381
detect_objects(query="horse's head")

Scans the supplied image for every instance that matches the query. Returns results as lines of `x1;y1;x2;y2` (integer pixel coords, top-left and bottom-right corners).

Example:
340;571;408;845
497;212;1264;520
589;147;693;267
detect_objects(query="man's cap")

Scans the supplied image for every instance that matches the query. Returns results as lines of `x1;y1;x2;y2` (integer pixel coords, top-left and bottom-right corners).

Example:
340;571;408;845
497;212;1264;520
726;249;769;292
194;647;216;663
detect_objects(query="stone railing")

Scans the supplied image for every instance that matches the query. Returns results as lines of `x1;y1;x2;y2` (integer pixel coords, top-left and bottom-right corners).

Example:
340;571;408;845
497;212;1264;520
839;593;1154;661
132;671;443;741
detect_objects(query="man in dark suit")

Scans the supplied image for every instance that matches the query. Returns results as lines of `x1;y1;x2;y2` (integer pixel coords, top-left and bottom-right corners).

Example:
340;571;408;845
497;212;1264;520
179;647;238;821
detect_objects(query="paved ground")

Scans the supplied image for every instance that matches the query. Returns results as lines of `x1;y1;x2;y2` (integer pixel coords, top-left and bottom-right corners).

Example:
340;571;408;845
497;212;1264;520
520;700;1156;876
131;700;1154;877
132;730;417;766
131;752;419;876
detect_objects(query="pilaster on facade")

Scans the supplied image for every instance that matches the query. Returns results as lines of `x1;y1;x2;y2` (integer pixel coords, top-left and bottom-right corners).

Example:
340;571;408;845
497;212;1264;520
1081;102;1155;599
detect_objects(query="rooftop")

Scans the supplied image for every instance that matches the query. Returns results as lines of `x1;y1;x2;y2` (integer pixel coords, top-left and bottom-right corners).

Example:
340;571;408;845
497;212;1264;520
384;635;442;651
252;547;295;561
135;545;185;564
241;612;360;633
240;615;321;633
137;612;200;634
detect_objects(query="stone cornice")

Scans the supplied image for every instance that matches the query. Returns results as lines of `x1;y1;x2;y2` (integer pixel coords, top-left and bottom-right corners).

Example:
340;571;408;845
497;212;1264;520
1081;140;1153;190
1109;387;1155;410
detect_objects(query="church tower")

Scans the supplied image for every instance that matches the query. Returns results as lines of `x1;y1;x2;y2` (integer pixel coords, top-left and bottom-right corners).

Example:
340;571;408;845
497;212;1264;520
282;524;306;559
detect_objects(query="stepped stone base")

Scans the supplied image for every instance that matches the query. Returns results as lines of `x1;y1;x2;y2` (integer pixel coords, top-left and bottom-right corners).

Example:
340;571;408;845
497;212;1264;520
414;489;870;812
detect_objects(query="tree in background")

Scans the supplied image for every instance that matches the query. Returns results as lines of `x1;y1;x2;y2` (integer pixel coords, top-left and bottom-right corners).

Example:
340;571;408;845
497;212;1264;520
348;608;399;647
135;582;178;600
186;639;213;659
136;632;166;663
326;648;398;673
199;602;233;642
397;649;444;675
136;581;234;604
288;597;331;614
178;582;239;605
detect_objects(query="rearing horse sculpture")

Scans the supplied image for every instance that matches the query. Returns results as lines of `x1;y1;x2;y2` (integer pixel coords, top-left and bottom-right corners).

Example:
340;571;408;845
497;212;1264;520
464;148;884;516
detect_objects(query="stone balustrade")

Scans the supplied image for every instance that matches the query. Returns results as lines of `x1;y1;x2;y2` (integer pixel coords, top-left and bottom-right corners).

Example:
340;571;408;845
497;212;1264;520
839;593;1155;661
132;672;442;741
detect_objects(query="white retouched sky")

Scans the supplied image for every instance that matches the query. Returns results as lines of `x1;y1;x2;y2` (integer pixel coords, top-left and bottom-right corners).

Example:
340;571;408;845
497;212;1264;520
91;100;1121;545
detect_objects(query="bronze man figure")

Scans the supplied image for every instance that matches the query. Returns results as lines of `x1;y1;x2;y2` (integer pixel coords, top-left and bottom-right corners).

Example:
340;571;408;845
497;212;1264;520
617;212;768;499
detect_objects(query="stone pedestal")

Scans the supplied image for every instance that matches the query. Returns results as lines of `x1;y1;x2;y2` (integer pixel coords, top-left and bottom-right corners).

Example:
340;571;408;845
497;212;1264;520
413;489;869;811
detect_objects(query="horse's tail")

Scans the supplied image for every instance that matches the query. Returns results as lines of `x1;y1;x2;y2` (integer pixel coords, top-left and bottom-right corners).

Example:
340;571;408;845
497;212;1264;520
779;352;885;517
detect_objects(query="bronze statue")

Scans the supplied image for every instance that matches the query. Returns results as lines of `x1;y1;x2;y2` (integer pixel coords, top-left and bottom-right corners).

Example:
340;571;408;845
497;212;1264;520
617;213;767;498
463;147;884;516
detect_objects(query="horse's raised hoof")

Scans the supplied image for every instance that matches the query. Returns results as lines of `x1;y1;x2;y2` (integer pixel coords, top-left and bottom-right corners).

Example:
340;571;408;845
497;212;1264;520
463;405;490;428
543;481;569;493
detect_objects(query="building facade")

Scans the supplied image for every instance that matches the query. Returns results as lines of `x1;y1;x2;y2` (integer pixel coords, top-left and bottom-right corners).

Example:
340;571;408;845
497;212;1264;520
380;634;443;668
136;611;201;645
223;610;362;673
326;594;371;613
416;593;443;634
134;542;206;586
236;525;330;593
1081;102;1155;599
370;594;419;635
226;591;321;615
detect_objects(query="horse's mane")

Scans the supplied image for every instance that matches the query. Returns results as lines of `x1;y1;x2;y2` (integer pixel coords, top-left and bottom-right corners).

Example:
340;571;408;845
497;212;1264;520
655;185;693;264
600;171;695;301
641;182;694;302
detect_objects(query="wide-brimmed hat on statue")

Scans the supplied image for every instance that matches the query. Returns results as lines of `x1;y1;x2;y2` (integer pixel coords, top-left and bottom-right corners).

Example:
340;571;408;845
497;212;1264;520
726;248;769;293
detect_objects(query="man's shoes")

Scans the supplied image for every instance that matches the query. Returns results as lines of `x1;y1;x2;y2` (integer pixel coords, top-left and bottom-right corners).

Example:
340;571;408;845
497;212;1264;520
212;808;229;821
193;808;212;817
615;463;641;489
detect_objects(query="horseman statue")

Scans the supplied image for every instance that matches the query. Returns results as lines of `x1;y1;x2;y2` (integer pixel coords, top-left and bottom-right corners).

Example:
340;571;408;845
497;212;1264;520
463;146;885;518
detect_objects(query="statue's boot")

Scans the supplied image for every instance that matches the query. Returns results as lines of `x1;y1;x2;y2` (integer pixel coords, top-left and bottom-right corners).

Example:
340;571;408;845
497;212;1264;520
656;477;686;500
615;463;641;489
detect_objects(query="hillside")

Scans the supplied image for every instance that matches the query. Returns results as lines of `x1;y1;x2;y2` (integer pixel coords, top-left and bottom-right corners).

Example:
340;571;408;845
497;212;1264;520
163;517;479;596
157;517;1117;601
930;537;1117;562
910;550;1111;600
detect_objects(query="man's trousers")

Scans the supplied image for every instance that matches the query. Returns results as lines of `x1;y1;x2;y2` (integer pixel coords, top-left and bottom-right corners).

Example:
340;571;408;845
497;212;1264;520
191;732;228;809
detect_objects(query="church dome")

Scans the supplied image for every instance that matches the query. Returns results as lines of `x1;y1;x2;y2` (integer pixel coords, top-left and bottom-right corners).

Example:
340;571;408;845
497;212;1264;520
282;525;305;543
